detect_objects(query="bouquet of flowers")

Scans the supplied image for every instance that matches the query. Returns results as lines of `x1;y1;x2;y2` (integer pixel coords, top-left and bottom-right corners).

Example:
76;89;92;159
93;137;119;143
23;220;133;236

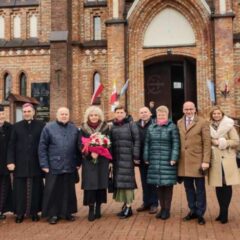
81;133;112;164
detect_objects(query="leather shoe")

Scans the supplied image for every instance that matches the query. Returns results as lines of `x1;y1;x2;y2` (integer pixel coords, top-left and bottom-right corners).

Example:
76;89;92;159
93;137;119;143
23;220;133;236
117;203;127;216
215;214;221;221
31;214;40;222
149;206;158;214
65;215;75;221
48;216;58;224
155;209;163;219
15;215;24;223
136;204;150;212
183;212;197;221
0;213;6;220
198;216;206;225
119;207;133;219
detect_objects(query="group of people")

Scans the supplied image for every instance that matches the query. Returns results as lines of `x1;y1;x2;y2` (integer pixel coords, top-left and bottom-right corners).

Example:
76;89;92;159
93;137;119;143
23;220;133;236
0;101;239;226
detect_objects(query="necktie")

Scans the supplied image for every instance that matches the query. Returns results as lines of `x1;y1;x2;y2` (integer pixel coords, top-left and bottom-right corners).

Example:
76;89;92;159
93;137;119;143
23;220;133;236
186;117;191;128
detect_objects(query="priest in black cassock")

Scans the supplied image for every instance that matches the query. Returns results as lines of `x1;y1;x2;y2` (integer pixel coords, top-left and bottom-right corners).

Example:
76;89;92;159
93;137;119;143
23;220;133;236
7;103;45;223
38;107;81;224
0;104;12;220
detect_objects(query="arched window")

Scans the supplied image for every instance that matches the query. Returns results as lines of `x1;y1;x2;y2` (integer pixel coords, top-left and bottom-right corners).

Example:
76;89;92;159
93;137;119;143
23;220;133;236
20;72;27;96
30;15;37;38
13;15;21;38
0;16;5;39
93;72;101;104
93;16;101;40
4;73;12;100
219;0;226;14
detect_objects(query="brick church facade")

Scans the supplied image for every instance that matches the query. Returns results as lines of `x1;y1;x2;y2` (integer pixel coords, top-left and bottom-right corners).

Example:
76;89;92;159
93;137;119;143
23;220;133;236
0;0;240;125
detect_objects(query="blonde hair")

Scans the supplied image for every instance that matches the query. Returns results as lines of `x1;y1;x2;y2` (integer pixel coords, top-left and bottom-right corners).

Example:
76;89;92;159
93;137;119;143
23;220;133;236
156;105;169;116
209;105;225;121
84;106;104;123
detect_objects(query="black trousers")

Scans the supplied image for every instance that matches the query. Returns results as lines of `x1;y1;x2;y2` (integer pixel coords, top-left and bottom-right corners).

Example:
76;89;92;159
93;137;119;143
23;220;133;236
215;185;232;219
156;186;173;210
139;163;158;207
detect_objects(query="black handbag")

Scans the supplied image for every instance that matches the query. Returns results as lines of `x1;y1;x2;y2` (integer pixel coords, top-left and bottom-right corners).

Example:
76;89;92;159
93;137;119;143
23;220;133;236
108;166;114;193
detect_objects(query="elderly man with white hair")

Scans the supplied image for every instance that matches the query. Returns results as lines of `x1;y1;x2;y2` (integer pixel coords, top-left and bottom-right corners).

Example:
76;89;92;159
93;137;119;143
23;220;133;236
38;107;81;224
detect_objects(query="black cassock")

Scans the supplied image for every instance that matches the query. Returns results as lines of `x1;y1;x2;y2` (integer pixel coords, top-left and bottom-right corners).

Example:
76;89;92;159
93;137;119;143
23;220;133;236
7;120;45;216
38;121;81;218
0;122;13;214
42;172;77;218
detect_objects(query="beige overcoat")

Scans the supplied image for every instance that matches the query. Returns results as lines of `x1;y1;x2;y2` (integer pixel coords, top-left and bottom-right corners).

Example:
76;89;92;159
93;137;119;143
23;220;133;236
208;116;240;187
177;115;211;177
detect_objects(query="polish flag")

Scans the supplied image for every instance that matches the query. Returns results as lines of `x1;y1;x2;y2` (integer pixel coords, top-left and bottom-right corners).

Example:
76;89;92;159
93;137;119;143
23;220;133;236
110;80;118;104
90;83;104;105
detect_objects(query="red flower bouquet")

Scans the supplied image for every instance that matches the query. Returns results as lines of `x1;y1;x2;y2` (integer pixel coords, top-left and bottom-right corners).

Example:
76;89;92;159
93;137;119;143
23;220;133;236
81;132;112;164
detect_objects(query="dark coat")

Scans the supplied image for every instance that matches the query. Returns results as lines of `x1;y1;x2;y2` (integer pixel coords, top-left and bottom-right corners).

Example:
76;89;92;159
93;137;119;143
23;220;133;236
144;121;180;186
110;116;140;189
38;121;81;175
0;122;12;175
79;122;110;190
7;120;45;177
135;119;153;162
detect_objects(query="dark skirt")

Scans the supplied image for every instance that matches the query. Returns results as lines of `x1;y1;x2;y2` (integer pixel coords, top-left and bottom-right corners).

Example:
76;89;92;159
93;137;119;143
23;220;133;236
42;172;77;218
83;189;107;206
13;176;44;216
0;175;13;213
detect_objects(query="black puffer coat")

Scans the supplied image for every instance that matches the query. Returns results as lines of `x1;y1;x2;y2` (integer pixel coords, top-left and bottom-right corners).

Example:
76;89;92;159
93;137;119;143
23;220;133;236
110;116;140;189
79;122;110;190
0;122;12;175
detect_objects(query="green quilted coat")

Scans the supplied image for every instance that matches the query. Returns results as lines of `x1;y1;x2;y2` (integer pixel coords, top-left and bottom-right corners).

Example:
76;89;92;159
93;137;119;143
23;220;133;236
144;121;180;186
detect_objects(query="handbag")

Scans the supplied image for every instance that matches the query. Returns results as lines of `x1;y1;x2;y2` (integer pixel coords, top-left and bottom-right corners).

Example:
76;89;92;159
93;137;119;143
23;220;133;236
108;166;114;193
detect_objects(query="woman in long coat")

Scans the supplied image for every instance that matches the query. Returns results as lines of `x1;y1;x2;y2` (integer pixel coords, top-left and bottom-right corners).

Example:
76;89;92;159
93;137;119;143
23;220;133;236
144;106;180;220
79;106;110;222
208;105;240;224
110;106;140;219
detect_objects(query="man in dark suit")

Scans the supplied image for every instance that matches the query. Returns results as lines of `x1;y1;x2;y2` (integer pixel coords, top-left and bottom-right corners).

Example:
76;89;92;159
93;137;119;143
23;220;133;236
7;103;45;223
136;107;158;214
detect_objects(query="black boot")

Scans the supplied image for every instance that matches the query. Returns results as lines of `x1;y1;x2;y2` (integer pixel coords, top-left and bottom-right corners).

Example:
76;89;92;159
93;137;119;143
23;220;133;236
88;205;95;222
95;203;101;219
161;209;170;220
117;203;126;217
119;207;132;219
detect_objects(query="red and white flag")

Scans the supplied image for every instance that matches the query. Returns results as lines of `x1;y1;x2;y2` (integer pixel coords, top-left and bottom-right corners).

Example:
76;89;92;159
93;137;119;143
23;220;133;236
110;80;118;104
90;83;104;105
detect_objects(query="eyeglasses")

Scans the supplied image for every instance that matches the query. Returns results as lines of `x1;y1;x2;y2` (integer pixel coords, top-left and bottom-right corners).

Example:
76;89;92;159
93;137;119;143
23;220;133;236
184;108;195;111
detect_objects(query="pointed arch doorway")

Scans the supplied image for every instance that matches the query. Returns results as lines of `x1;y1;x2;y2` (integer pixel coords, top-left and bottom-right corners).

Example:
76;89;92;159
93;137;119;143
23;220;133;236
144;56;197;122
